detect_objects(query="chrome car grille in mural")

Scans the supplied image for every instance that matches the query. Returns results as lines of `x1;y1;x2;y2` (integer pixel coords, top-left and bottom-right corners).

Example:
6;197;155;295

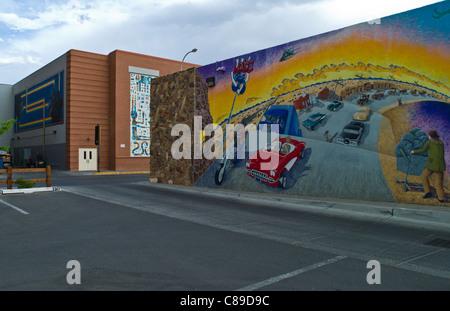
249;169;268;182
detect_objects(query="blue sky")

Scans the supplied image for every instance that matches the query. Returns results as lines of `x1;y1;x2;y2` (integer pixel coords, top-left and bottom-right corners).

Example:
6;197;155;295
0;0;442;84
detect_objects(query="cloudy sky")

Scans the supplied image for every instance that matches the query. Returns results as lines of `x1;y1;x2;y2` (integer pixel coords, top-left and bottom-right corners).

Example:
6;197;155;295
0;0;442;84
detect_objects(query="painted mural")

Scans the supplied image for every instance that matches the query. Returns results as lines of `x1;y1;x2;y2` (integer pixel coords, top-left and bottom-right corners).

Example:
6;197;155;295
130;73;151;157
195;2;450;206
14;71;64;133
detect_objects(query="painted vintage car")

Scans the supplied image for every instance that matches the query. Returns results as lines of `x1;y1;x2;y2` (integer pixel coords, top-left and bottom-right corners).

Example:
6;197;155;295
302;113;326;131
372;90;384;100
388;88;397;95
336;121;366;146
245;137;306;189
357;94;369;105
327;101;343;111
353;106;371;121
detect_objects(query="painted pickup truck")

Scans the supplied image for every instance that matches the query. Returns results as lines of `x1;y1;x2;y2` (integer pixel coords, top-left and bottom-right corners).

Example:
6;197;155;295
258;105;302;137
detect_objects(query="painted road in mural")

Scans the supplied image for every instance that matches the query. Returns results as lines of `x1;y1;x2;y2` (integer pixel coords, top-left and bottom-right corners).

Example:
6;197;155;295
196;91;438;203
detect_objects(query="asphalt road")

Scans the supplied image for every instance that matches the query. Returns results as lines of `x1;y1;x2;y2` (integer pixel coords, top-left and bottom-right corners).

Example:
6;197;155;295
1;173;450;294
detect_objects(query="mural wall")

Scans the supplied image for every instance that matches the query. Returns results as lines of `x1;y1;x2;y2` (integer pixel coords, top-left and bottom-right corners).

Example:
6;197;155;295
14;71;64;133
130;73;151;157
193;2;449;206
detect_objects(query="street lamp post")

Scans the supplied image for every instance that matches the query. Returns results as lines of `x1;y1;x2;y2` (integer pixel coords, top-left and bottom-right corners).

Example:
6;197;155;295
180;48;197;71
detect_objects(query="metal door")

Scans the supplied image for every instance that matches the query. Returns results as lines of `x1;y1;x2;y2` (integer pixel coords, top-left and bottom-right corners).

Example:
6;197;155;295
78;148;97;171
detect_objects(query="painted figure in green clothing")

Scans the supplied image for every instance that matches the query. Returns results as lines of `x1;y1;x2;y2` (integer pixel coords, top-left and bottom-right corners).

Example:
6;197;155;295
411;130;446;203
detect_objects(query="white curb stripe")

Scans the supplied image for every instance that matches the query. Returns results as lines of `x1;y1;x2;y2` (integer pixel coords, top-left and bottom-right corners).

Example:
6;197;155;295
236;255;347;291
0;199;29;215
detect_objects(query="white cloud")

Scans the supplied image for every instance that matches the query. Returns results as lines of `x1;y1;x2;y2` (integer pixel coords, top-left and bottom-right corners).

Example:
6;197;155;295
0;12;48;30
0;56;25;64
0;0;120;31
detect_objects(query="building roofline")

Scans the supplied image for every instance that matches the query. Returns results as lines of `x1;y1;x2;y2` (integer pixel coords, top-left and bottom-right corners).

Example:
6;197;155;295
109;49;200;67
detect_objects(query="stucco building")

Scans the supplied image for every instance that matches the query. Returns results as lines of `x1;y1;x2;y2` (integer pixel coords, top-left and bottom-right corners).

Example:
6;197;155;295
0;49;197;171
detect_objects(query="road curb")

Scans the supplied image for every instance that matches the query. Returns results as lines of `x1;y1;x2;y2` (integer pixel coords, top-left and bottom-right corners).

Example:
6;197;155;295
392;207;450;225
0;187;61;195
147;182;450;229
93;171;150;176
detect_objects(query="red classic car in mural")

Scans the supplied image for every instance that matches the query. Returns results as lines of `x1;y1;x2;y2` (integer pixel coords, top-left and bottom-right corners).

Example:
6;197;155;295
245;137;306;189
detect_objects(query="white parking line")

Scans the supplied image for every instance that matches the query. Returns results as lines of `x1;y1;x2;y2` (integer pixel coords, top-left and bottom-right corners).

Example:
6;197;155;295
236;255;347;291
0;199;30;215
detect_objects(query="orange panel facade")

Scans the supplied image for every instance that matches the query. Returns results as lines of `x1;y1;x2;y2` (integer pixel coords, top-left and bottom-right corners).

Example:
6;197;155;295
66;49;197;171
66;50;110;171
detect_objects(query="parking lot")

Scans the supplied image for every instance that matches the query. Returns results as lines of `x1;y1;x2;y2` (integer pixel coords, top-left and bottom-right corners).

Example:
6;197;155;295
1;173;449;292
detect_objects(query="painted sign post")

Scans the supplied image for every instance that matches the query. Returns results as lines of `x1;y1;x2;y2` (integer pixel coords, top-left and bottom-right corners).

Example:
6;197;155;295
215;57;254;185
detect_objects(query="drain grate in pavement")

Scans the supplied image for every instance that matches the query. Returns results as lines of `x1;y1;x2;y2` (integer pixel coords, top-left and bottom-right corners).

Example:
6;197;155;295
425;238;450;249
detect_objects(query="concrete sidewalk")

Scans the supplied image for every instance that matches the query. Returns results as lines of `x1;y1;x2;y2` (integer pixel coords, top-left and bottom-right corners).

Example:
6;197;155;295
53;170;150;176
0;169;150;179
2;168;449;230
146;182;450;231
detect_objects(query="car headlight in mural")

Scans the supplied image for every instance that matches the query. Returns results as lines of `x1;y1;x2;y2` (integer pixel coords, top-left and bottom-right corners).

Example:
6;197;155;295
245;137;306;189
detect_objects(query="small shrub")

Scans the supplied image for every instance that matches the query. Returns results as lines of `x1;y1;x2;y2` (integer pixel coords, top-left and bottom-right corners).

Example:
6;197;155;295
15;177;36;189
